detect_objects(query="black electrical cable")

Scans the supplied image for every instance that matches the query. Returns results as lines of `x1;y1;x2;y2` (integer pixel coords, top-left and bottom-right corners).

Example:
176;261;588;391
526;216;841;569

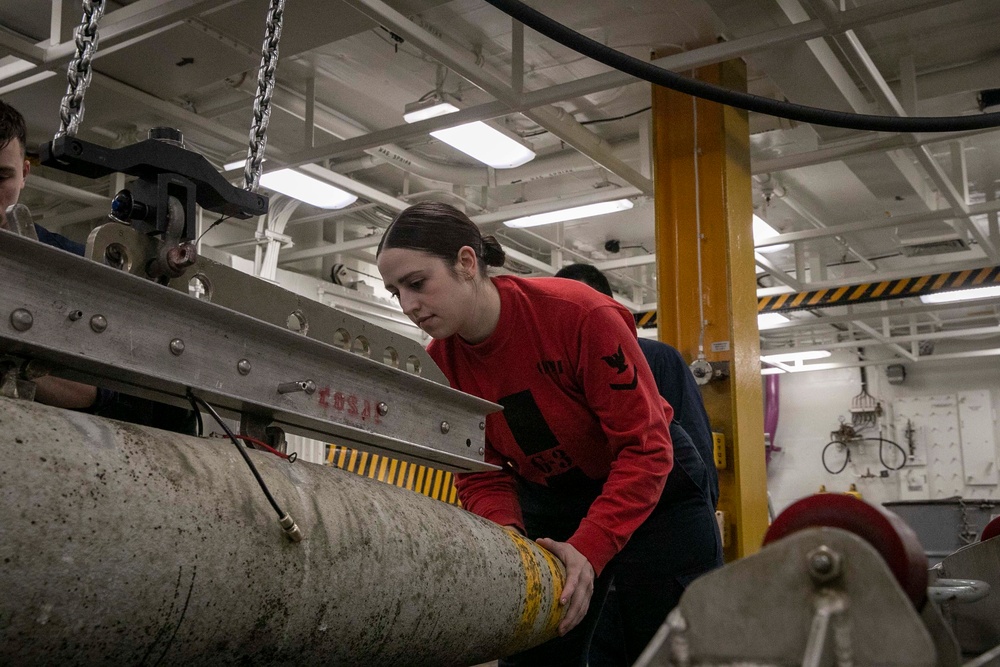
822;440;851;474
482;0;1000;134
186;393;204;437
187;391;285;519
823;435;906;475
579;106;652;127
195;214;230;245
522;105;652;137
876;435;907;471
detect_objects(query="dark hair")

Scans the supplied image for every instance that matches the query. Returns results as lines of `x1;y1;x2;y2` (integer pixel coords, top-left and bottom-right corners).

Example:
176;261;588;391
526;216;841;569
377;201;505;276
554;263;613;298
0;99;27;157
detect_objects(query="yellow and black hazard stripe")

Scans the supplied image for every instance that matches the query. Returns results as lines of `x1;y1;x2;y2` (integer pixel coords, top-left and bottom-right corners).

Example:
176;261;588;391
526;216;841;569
635;265;1000;324
327;445;460;506
635;310;657;330
758;265;1000;313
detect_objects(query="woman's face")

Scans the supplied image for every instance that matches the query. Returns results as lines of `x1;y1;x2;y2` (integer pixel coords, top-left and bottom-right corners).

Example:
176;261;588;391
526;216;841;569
378;247;475;339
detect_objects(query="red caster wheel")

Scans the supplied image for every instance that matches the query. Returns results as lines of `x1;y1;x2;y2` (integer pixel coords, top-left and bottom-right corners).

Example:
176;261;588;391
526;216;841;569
764;494;928;608
982;515;1000;542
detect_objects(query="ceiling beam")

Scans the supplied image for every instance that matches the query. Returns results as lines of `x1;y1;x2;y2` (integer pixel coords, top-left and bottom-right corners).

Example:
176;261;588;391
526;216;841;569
762;347;1000;373
758;198;1000;249
25;176;108;206
850;320;917;362
832;30;1000;263
338;0;653;195
278;234;383;264
756;253;803;291
762;324;1000;357
261;0;963;179
0;0;241;90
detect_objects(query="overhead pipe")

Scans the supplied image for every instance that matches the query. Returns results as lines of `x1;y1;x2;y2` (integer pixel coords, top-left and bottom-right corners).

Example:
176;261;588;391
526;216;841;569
275;185;643;264
23;176;109;207
0;398;564;666
763;375;781;465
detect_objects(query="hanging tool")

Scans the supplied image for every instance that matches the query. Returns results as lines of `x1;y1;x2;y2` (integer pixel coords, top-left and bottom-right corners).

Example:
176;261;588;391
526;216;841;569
850;362;882;429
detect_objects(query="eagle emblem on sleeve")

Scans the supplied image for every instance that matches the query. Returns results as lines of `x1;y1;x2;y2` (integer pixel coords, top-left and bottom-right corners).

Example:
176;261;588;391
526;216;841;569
601;344;638;390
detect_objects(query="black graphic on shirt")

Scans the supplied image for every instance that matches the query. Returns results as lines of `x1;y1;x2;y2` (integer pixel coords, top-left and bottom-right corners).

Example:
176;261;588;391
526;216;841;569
601;345;628;373
497;389;574;477
601;344;638;390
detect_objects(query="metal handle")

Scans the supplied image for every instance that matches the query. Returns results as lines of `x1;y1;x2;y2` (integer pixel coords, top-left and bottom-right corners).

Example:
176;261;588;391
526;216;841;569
928;578;991;603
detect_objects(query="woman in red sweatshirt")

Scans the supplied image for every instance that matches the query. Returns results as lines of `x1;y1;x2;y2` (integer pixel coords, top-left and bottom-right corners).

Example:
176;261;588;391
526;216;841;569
377;202;721;666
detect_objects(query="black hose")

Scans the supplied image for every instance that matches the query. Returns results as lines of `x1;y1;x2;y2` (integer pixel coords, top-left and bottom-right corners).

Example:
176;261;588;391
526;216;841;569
186;393;204;437
187;392;285;519
822;440;850;474
876;435;907;471
482;0;1000;133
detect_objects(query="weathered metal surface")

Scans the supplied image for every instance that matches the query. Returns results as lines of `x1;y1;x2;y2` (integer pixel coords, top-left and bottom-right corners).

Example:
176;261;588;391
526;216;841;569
0;233;496;472
84;222;447;382
634;528;937;667
940;537;1000;654
0;398;564;666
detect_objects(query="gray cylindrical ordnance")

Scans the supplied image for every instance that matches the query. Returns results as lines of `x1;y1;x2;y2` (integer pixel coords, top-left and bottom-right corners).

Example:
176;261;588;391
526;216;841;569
0;398;565;666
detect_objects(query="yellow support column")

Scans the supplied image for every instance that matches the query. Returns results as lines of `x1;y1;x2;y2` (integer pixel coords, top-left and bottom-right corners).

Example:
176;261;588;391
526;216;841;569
650;60;768;560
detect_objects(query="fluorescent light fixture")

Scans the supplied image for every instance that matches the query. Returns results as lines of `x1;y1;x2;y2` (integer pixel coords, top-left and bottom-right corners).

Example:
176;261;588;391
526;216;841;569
919;284;1000;304
753;214;789;253
403;98;535;169
757;312;790;328
760;350;831;364
223;158;267;172
259;169;358;209
504;199;634;229
403;100;460;123
763;361;840;374
430;124;535;169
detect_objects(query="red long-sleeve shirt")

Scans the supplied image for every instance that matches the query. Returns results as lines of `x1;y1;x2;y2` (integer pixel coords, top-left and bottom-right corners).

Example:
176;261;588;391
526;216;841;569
428;275;674;575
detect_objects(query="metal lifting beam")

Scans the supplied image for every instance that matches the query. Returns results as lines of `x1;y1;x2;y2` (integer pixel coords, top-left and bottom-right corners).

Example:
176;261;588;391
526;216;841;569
0;234;495;472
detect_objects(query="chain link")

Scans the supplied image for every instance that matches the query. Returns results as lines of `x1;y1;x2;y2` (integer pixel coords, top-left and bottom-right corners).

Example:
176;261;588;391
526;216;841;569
243;0;286;192
55;0;106;140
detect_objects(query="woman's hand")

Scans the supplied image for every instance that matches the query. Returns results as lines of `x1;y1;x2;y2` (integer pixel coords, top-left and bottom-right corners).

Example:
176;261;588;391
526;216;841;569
536;538;595;636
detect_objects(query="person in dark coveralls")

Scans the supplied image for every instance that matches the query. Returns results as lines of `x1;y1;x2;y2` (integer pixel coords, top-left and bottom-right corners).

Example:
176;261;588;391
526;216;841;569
377;202;721;666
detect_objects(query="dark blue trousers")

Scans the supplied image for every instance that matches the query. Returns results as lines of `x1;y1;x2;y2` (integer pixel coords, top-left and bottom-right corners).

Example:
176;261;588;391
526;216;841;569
500;423;722;667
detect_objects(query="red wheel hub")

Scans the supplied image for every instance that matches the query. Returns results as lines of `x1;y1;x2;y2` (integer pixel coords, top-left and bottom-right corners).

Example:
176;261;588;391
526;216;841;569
982;515;1000;542
764;494;928;608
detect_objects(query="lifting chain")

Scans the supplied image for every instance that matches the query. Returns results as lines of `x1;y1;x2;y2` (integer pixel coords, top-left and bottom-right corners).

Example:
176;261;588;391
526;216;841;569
55;0;107;140
243;0;286;192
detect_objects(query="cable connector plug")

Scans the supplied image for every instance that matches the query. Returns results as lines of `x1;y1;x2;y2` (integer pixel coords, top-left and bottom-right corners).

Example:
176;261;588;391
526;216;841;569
279;513;303;542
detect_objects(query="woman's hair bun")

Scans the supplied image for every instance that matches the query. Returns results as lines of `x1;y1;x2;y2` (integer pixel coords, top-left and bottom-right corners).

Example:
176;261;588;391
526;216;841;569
480;235;506;267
